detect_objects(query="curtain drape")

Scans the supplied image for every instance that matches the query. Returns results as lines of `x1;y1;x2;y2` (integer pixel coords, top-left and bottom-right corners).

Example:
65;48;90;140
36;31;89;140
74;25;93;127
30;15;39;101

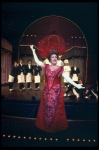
1;53;12;84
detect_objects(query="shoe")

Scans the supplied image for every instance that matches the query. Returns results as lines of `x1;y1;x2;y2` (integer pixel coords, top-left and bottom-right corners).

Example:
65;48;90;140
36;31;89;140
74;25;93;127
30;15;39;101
9;89;13;92
67;94;71;96
37;86;40;89
64;93;67;97
22;87;25;90
85;96;89;99
28;87;32;90
35;88;38;91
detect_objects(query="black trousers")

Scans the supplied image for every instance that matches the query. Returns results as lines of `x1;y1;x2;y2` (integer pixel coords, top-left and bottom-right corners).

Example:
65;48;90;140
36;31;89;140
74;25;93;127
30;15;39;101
27;82;30;88
35;83;39;88
85;90;97;99
19;83;25;89
9;82;13;89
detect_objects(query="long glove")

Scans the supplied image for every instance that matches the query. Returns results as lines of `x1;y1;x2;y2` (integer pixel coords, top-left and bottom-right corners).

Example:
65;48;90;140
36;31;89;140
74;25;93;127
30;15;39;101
62;72;85;89
30;45;43;66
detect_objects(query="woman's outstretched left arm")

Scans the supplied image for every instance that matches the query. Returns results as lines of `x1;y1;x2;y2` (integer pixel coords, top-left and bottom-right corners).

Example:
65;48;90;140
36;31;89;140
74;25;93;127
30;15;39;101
62;71;85;89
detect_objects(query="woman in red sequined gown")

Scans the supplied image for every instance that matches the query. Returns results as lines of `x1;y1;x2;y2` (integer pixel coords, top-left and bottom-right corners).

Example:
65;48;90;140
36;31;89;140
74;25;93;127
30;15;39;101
30;46;85;133
35;50;68;133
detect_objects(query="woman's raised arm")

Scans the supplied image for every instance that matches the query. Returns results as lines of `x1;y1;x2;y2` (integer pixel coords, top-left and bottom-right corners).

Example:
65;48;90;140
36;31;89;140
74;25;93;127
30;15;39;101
30;45;45;68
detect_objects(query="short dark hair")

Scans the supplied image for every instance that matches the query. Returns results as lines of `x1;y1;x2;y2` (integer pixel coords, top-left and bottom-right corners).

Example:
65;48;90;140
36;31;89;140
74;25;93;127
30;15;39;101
14;61;17;64
28;59;32;62
48;49;58;62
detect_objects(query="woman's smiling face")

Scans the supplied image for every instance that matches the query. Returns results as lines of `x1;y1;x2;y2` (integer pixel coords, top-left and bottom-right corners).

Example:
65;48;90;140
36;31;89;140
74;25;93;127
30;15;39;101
50;54;58;65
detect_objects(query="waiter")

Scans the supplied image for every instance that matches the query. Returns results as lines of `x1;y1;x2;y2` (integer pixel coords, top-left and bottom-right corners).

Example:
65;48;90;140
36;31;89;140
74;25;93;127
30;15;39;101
8;61;18;92
17;59;26;92
71;63;80;84
25;59;34;90
57;55;64;66
34;63;42;90
43;57;51;65
64;59;71;88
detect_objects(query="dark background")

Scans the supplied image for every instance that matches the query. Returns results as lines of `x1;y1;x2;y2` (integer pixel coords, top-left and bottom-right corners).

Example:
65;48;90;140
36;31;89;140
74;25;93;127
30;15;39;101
1;2;98;82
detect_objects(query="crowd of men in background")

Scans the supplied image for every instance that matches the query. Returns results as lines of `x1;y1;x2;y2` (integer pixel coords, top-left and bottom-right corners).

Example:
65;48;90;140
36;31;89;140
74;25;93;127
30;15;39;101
8;55;98;100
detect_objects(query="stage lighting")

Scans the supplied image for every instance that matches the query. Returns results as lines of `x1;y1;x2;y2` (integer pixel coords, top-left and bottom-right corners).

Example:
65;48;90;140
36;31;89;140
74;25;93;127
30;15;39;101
18;136;21;139
8;135;11;138
13;135;16;138
34;137;37;140
72;138;75;141
93;139;96;142
23;136;26;139
44;138;47;140
50;138;53;141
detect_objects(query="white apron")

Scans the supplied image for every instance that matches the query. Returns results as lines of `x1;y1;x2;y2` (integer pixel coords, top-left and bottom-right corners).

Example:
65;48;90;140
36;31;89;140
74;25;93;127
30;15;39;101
18;72;25;83
26;73;32;83
64;66;71;83
34;73;40;83
72;74;78;81
8;75;14;82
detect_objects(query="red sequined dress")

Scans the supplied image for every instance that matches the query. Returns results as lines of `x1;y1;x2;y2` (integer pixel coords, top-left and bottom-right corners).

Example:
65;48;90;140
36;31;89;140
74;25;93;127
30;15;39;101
35;64;68;133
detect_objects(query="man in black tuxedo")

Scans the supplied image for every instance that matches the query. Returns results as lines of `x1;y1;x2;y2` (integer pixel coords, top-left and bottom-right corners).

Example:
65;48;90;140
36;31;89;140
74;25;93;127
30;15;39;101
70;63;80;84
33;63;42;90
25;59;34;90
17;59;26;91
8;61;18;91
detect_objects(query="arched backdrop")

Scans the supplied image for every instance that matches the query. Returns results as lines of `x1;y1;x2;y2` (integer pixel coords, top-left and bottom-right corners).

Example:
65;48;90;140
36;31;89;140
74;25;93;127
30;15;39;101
18;15;88;83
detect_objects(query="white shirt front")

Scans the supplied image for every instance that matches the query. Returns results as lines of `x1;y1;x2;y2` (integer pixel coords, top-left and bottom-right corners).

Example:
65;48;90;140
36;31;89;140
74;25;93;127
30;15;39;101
28;64;31;69
74;67;77;71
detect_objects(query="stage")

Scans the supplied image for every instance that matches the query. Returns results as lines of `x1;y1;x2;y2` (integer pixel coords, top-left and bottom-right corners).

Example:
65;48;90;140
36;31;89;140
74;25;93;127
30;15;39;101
1;82;98;147
1;82;97;103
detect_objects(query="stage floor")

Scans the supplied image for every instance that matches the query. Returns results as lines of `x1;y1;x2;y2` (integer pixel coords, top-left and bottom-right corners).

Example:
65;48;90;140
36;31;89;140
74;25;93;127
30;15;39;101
1;82;98;147
1;116;98;147
1;82;98;103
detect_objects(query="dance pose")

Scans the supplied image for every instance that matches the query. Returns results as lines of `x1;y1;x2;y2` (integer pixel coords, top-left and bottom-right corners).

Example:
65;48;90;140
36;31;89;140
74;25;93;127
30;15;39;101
34;63;42;90
63;59;71;88
85;80;98;99
64;79;86;99
17;59;26;92
8;61;18;91
25;60;34;90
30;45;85;133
